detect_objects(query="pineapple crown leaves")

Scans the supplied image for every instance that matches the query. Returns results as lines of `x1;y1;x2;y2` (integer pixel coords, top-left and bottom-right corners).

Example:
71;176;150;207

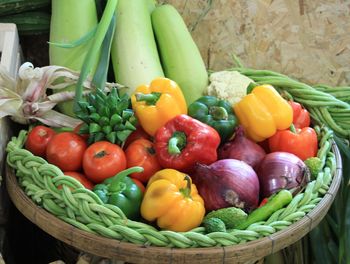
76;87;137;146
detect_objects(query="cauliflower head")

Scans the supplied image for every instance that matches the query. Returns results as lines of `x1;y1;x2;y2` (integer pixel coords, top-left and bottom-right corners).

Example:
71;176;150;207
205;71;254;106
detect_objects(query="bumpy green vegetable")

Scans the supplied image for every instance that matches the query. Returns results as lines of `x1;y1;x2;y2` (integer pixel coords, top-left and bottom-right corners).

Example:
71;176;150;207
203;217;226;233
204;207;247;229
304;157;323;179
76;87;137;145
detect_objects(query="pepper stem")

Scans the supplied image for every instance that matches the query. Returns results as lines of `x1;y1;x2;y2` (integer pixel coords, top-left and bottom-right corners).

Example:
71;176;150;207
209;106;228;120
168;131;187;154
109;166;144;192
179;175;192;198
135;92;162;105
290;123;297;133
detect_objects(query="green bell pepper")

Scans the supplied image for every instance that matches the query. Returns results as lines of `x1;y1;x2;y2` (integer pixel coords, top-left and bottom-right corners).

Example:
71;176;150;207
93;166;144;220
188;96;238;142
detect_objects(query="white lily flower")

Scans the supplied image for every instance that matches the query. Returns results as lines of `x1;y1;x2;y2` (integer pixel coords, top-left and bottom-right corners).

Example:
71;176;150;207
0;62;121;128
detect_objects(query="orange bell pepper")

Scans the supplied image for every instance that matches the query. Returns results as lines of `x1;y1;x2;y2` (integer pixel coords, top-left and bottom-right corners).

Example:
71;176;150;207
268;124;318;161
233;84;293;142
131;78;187;136
140;169;205;232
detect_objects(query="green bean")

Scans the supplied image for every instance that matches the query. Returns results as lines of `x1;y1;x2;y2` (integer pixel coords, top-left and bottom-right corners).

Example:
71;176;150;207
329;108;350;113
314;85;350;93
294;96;344;104
244;73;350;111
335;122;350;129
309;108;348;138
295;98;348;108
231;67;288;78
319;108;350;136
330;112;350;118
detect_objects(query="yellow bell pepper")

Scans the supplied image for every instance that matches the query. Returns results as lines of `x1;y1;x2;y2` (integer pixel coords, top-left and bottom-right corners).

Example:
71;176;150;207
140;169;205;232
233;84;293;142
131;78;187;136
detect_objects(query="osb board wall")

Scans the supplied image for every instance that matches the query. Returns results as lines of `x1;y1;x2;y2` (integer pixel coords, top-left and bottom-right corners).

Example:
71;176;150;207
162;0;350;86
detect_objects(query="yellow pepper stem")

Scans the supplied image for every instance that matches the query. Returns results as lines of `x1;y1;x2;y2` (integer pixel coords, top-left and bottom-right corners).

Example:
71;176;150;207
179;175;192;198
168;131;187;154
135;92;162;105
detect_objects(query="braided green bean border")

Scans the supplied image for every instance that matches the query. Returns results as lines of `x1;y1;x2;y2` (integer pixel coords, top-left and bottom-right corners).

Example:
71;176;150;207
5;124;337;248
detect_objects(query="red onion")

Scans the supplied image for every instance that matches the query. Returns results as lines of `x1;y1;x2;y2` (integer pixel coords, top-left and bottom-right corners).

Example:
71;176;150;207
218;126;266;170
257;152;310;198
192;159;260;212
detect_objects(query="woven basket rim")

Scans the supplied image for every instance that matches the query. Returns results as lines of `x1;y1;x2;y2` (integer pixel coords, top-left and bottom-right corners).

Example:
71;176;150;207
5;136;342;263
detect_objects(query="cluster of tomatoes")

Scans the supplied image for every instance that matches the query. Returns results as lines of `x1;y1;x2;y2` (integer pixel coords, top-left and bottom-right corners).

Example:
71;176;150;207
25;124;160;192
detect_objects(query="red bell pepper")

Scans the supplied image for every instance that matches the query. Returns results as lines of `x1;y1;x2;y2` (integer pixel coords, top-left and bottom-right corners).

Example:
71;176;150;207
288;101;310;129
268;124;318;161
154;114;220;172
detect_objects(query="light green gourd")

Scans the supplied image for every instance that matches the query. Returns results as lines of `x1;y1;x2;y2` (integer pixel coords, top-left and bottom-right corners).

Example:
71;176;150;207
111;0;164;95
151;4;209;105
49;0;99;117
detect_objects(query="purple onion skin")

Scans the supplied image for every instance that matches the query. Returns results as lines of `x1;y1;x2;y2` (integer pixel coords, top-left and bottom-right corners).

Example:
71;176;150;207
257;152;310;198
192;159;260;213
218;126;266;170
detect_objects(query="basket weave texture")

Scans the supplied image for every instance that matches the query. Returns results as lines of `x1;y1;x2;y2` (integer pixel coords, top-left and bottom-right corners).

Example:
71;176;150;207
5;124;338;249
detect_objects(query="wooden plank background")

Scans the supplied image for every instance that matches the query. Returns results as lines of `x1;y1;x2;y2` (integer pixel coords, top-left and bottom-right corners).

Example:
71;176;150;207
163;0;350;87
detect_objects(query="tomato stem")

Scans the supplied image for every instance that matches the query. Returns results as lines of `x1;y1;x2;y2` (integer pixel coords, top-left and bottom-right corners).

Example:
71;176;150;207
95;150;107;158
146;146;156;155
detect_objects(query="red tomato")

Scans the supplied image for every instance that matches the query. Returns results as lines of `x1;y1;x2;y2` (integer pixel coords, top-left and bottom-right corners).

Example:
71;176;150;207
83;141;127;183
125;138;161;183
46;132;87;171
63;171;94;190
131;178;145;194
25;125;55;158
123;125;152;149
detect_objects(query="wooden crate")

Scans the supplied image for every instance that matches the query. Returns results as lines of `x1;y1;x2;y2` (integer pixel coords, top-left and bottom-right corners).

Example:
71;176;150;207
0;23;21;226
0;23;21;171
0;23;21;78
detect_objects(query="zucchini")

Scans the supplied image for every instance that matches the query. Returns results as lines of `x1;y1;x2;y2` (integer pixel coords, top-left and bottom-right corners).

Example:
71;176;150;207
151;4;208;105
111;0;164;95
0;11;50;35
49;0;99;117
0;0;50;16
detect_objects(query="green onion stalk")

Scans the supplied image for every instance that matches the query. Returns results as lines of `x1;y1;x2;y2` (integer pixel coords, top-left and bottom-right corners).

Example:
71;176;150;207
73;0;119;113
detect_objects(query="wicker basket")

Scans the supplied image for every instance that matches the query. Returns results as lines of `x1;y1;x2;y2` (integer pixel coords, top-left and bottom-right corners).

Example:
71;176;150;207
5;122;342;263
